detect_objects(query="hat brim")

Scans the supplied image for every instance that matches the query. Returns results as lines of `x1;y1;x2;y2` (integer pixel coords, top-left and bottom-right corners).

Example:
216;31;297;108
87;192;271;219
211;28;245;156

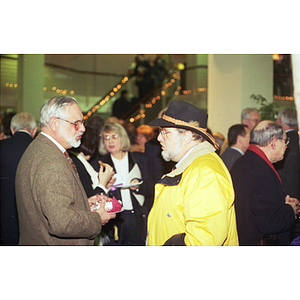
149;118;218;149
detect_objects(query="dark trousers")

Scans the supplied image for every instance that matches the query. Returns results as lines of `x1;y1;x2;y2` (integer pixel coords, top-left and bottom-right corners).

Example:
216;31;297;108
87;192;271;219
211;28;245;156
104;210;146;246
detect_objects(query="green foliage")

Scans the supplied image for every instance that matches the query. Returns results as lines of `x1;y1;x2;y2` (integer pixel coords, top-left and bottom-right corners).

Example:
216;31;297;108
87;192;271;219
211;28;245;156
250;94;279;121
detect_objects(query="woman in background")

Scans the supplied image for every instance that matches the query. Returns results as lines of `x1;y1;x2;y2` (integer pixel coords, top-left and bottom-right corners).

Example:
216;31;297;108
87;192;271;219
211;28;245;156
92;122;154;245
136;124;154;152
69;126;115;197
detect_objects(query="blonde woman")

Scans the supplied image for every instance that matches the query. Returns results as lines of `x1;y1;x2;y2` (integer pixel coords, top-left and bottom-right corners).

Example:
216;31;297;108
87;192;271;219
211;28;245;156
92;122;154;245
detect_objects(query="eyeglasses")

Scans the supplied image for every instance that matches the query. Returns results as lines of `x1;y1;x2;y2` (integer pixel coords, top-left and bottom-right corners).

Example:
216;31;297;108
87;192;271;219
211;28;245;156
159;129;172;139
103;134;119;141
279;137;290;146
56;117;85;131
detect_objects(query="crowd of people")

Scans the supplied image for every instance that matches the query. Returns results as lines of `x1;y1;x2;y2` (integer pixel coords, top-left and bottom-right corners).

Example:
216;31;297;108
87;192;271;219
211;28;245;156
1;95;300;246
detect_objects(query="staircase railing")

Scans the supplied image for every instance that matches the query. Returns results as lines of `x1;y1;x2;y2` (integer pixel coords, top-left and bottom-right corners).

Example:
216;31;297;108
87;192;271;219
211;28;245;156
124;69;181;125
83;74;131;121
83;68;181;125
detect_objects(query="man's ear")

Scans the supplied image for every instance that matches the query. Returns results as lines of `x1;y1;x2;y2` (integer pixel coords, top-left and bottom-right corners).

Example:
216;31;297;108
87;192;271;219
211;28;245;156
236;135;242;144
184;131;194;143
270;138;277;149
48;116;59;131
31;126;38;138
10;127;15;135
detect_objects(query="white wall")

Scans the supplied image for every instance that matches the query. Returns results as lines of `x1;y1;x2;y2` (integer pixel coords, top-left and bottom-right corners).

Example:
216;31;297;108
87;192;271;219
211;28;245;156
207;54;273;136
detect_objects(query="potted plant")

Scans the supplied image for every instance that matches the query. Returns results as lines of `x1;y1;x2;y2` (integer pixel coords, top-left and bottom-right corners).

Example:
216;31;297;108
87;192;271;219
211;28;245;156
250;94;279;121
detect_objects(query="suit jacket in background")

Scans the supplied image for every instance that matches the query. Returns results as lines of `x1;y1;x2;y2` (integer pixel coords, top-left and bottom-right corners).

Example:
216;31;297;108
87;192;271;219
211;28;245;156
231;149;295;245
274;130;300;199
15;133;102;245
220;147;243;171
0;131;34;245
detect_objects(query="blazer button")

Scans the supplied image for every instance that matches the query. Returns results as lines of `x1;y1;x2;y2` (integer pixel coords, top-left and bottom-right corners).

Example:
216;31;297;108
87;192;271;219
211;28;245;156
167;213;171;218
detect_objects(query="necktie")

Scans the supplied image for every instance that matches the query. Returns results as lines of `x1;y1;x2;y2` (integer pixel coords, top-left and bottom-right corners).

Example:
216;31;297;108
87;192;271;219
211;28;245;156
64;151;79;178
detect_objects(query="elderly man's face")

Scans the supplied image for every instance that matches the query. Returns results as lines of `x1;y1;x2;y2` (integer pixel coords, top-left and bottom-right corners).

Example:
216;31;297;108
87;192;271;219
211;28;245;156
271;133;288;163
243;111;261;131
58;104;85;149
157;127;185;162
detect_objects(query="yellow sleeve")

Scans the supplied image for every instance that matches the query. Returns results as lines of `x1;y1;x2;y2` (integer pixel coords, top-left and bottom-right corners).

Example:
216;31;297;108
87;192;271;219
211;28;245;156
181;158;234;246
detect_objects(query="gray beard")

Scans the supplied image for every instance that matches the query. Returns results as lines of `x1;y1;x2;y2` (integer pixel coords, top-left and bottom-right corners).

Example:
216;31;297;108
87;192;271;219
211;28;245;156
69;138;81;148
161;135;183;162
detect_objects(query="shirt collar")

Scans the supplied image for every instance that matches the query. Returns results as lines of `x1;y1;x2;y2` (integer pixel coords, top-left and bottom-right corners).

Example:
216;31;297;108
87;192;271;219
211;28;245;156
15;130;31;136
41;132;66;153
230;146;244;155
175;145;197;169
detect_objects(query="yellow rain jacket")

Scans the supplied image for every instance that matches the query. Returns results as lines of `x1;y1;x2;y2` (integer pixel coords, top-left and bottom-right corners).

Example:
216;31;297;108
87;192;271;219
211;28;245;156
147;141;239;246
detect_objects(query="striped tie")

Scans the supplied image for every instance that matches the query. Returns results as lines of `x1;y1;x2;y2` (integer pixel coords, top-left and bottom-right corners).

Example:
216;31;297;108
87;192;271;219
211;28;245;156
64;151;79;178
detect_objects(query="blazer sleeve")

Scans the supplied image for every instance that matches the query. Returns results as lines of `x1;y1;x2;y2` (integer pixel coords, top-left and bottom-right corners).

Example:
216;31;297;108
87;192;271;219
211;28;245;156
36;155;102;239
248;166;295;235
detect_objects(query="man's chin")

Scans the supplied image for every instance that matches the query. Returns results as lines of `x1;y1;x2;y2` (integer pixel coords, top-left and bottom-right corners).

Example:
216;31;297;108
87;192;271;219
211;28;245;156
70;139;81;148
161;151;171;162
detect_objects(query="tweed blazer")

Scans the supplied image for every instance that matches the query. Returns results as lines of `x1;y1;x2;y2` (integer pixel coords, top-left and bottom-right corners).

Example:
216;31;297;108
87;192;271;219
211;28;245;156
15;133;102;245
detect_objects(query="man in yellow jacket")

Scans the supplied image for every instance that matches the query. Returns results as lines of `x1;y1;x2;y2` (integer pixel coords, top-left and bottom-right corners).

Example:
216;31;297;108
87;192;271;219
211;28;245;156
147;100;239;246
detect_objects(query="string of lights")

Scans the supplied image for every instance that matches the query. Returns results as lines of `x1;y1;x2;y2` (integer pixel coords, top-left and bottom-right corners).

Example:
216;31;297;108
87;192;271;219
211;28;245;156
4;76;295;123
129;71;181;123
83;76;129;120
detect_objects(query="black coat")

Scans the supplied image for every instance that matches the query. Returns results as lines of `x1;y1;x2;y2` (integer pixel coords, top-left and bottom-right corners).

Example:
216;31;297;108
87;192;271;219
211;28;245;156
91;151;154;245
68;152;105;198
0;132;33;245
93;151;154;211
231;148;295;245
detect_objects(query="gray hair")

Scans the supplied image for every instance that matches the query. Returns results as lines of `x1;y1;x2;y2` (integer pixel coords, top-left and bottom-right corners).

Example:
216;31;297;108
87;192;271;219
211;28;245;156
278;108;298;128
10;112;37;133
99;122;131;155
251;121;284;147
40;96;78;128
177;127;204;142
241;108;260;122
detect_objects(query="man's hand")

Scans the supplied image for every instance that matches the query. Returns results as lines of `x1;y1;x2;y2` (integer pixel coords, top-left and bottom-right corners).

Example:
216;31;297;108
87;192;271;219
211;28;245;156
88;194;102;208
285;195;300;219
96;198;116;225
88;194;116;225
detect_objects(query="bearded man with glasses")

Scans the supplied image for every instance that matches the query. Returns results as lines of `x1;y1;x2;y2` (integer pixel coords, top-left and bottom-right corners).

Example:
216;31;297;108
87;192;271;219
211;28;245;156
15;96;115;245
147;100;239;246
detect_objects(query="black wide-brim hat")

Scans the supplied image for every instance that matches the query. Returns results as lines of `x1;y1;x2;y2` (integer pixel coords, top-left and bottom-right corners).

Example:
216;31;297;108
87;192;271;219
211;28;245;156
149;100;219;149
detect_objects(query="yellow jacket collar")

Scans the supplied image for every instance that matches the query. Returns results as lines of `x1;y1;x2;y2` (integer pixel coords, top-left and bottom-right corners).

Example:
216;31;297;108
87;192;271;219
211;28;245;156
166;141;216;178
